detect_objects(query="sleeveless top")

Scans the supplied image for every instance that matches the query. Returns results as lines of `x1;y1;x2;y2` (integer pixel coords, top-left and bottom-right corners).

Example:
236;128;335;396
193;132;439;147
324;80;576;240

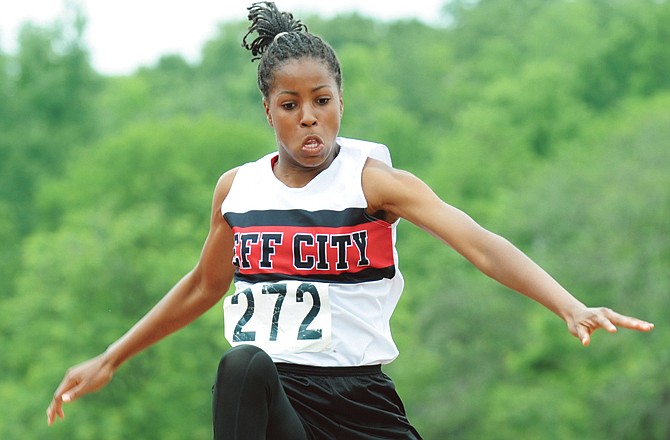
220;137;404;366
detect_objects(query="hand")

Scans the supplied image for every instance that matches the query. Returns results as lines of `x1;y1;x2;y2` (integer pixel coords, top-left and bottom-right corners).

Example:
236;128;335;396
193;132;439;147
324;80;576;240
46;354;115;426
566;306;654;346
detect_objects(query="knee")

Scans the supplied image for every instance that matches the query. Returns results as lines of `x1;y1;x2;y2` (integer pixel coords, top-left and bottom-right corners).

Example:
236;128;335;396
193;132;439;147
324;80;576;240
216;345;274;382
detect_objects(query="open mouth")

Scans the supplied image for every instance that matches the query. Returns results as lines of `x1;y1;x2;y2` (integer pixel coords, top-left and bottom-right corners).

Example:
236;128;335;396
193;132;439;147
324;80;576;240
302;136;324;152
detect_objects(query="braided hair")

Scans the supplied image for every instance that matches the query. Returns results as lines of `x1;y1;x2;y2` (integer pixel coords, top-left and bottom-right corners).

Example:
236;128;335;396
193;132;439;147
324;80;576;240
242;2;342;98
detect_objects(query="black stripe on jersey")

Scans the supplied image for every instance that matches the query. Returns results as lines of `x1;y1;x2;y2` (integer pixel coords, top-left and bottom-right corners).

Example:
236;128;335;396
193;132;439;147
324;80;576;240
224;207;371;228
234;265;396;284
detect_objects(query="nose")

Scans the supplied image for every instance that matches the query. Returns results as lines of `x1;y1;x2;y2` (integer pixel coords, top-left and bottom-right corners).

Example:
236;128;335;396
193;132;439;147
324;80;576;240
300;105;317;127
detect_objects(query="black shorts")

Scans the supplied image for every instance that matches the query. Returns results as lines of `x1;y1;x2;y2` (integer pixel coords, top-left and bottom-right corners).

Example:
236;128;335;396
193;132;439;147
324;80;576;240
276;363;423;440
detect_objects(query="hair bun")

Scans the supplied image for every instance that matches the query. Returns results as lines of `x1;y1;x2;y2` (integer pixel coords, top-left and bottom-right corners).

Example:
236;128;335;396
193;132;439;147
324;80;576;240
242;1;308;60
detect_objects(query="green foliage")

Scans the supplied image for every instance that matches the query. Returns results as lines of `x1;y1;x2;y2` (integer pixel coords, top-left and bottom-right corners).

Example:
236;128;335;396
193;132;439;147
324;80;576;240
0;4;98;235
3;118;271;439
3;0;670;438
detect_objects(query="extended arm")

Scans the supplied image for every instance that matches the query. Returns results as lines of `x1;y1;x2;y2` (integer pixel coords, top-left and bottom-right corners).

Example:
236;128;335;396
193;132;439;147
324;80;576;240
47;169;239;425
362;160;653;344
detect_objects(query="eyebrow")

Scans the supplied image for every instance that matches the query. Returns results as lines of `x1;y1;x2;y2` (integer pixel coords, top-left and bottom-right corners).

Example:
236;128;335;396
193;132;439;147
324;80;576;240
277;84;332;96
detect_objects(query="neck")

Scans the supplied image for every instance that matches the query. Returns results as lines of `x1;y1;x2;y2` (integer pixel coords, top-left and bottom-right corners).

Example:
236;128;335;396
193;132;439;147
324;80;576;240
272;143;340;188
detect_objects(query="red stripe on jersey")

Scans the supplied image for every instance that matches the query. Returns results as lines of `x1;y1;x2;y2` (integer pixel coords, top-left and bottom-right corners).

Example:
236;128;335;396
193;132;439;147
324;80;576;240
231;223;394;278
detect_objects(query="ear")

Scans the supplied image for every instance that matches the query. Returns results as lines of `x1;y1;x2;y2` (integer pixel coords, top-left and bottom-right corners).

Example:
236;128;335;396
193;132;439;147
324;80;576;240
339;94;344;119
263;99;273;127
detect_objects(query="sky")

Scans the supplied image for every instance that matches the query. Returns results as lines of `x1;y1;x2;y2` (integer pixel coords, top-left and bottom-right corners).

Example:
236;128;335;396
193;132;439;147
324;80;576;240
0;0;447;75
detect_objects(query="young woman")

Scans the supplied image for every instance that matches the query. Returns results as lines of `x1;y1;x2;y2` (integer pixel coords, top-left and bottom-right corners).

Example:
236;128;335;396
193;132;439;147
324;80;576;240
47;2;654;439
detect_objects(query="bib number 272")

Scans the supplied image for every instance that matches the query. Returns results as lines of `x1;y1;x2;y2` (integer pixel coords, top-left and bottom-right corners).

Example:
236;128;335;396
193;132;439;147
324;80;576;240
223;282;332;354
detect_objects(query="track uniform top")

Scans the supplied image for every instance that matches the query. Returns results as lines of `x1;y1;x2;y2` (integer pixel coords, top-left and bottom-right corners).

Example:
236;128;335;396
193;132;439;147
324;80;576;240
220;137;404;367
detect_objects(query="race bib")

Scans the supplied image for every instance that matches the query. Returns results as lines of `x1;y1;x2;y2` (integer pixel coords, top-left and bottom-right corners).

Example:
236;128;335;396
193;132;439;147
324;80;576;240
223;281;332;354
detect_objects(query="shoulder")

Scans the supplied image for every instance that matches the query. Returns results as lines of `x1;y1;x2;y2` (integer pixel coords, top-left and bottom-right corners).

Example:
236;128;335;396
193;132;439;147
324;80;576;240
362;158;415;192
211;149;275;201
361;158;412;223
212;167;241;213
362;158;438;223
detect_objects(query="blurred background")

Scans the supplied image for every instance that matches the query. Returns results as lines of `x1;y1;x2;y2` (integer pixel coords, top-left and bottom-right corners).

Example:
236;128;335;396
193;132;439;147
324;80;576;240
1;0;668;438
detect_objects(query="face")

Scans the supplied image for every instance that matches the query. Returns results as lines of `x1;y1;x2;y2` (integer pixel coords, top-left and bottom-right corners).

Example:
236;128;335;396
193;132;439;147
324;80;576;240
263;57;344;179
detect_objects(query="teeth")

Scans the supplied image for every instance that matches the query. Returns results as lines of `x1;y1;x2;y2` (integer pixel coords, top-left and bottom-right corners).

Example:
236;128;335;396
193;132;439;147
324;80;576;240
305;139;319;147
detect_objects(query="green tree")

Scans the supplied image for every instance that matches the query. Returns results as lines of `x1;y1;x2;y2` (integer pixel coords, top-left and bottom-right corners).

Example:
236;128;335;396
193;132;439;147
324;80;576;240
0;5;98;234
4;1;670;438
577;0;670;108
3;117;273;439
405;94;670;439
0;6;99;307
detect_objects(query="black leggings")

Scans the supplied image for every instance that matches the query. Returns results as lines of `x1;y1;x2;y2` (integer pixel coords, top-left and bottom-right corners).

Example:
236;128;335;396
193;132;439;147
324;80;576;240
212;345;309;440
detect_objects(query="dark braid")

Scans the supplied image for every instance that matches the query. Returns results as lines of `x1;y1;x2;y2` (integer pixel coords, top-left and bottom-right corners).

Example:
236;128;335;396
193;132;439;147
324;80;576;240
242;1;342;98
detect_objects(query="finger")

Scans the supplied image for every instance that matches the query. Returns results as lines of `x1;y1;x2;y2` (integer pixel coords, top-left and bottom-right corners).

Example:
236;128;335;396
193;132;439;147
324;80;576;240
47;401;64;426
580;335;590;347
48;377;78;426
53;375;78;400
602;309;654;332
53;366;89;402
595;314;618;333
47;399;58;425
47;406;54;426
47;386;81;426
613;315;654;331
61;384;82;403
575;326;591;346
59;380;89;404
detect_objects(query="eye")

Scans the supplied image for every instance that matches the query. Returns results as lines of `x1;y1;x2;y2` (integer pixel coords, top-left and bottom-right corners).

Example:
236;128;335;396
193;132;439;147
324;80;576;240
281;102;297;110
316;97;331;105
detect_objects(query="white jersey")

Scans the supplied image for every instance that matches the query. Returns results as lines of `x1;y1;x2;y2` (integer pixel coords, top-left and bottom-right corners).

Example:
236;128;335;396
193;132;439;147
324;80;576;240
220;137;404;366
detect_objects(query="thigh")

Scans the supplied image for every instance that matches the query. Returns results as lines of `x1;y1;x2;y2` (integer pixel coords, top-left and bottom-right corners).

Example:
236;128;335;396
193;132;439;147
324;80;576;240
213;345;309;440
277;365;423;440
